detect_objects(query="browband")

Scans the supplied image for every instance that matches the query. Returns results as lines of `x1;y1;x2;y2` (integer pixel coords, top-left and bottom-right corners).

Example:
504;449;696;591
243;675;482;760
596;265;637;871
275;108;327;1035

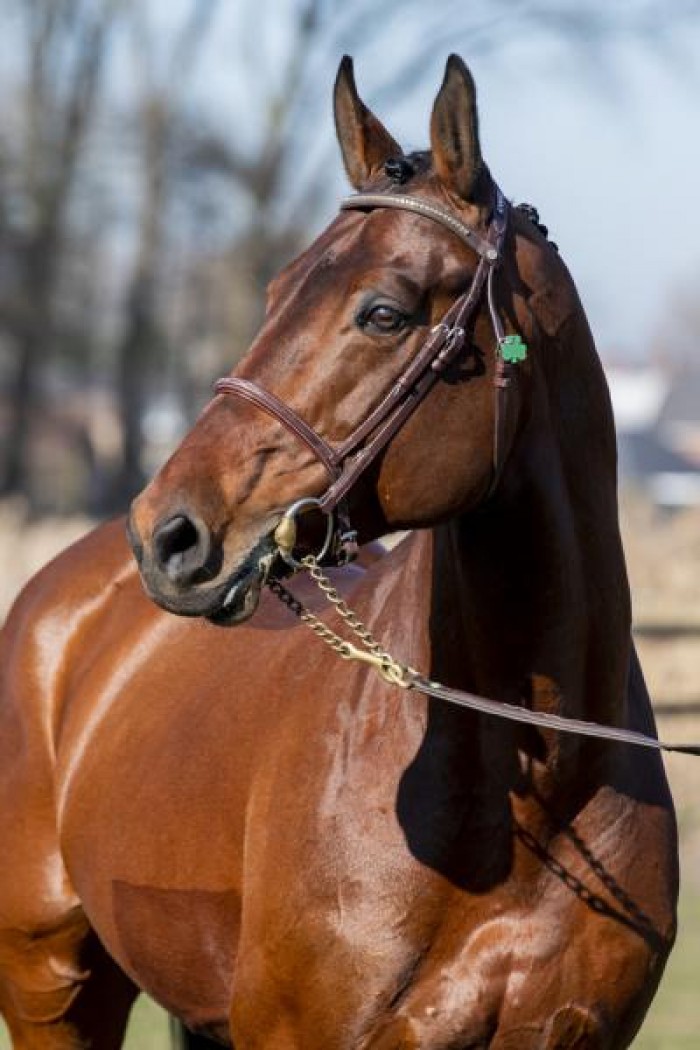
341;192;500;261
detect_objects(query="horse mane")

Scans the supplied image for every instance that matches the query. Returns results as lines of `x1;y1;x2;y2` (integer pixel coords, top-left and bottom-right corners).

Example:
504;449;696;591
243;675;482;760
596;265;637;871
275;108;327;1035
522;221;622;522
514;211;633;680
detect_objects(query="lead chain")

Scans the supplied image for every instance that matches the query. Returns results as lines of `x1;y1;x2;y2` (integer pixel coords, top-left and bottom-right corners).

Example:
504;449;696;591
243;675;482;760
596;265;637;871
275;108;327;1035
265;560;700;755
267;556;412;688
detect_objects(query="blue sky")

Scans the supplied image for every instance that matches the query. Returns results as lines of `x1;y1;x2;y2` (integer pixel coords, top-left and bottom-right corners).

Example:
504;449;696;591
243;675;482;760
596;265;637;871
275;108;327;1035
447;28;700;361
190;7;700;362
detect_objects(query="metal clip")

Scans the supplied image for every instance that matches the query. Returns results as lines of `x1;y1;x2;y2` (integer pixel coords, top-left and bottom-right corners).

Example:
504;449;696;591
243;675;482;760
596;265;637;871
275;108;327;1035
339;643;412;687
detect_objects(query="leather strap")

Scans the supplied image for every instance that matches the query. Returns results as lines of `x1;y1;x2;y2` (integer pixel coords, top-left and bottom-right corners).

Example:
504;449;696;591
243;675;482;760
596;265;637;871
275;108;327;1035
214;377;342;481
340;193;499;261
215;250;495;514
407;672;700;755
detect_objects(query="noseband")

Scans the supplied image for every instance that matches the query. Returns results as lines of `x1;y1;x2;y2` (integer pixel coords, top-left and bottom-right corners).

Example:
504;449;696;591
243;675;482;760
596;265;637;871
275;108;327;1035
215;184;525;566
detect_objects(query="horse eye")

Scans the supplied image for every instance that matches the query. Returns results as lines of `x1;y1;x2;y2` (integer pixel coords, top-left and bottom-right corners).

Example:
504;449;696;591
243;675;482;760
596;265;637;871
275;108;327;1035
360;304;407;333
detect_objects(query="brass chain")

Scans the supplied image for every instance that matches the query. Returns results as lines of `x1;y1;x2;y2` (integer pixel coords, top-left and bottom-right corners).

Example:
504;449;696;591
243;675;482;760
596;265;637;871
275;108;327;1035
265;556;700;756
267;556;413;688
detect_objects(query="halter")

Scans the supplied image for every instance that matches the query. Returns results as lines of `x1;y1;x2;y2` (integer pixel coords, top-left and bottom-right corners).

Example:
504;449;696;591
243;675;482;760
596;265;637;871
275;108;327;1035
214;183;524;566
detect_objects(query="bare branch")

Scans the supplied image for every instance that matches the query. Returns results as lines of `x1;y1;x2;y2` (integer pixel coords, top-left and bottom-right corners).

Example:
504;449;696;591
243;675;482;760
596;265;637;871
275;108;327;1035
167;0;220;83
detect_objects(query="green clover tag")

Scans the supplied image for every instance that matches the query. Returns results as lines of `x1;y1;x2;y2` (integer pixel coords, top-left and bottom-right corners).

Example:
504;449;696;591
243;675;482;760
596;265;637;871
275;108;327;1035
500;334;528;363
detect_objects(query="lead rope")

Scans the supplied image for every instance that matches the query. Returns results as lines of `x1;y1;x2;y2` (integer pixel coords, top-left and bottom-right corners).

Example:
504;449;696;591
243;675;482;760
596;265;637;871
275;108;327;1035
268;558;700;757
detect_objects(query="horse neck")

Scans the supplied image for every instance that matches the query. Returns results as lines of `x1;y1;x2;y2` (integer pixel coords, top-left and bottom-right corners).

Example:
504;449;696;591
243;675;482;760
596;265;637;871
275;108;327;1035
430;314;631;749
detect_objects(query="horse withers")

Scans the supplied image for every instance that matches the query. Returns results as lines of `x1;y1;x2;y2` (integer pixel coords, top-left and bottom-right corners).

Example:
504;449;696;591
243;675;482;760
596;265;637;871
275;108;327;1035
0;55;678;1049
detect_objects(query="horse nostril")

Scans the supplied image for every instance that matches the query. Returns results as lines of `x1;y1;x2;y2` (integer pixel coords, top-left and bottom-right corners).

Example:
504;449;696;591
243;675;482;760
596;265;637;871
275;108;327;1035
153;514;211;585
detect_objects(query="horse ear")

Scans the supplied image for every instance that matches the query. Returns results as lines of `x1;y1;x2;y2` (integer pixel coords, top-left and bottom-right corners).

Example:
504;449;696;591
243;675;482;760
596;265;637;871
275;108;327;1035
334;55;403;190
430;55;483;201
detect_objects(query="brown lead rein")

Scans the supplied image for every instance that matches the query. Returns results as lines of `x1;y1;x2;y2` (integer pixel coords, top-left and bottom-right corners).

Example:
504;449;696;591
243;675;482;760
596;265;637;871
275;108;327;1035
270;559;700;758
405;673;700;756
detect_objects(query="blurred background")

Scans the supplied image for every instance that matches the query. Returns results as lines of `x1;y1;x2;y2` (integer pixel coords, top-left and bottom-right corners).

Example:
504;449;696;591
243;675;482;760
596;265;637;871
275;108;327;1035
0;1;699;1047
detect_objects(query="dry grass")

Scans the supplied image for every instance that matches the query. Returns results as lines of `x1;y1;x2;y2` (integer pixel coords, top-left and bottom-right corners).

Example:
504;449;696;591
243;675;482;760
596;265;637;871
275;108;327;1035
0;498;93;620
621;499;700;1047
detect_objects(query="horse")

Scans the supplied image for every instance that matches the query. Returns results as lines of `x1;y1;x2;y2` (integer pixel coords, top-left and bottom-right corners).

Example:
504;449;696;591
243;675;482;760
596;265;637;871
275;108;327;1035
0;54;678;1049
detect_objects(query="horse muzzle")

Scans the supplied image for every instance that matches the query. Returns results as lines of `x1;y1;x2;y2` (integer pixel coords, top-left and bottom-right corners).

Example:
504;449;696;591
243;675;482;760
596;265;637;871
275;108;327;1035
127;509;276;625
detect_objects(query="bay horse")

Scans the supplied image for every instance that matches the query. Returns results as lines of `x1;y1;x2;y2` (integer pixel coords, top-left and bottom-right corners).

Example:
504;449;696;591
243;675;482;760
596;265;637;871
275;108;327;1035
0;55;678;1049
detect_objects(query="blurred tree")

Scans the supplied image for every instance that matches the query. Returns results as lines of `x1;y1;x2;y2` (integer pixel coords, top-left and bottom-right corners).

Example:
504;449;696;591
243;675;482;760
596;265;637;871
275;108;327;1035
185;0;700;354
0;0;698;515
109;0;219;507
0;0;119;506
652;275;700;371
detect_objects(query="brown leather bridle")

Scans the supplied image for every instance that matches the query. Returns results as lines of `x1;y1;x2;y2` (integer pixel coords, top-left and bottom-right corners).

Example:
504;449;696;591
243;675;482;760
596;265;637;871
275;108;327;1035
210;188;700;758
214;183;522;566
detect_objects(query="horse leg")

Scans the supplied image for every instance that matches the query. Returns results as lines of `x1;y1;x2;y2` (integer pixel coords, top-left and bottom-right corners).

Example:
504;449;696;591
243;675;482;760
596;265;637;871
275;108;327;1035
0;907;137;1049
0;681;137;1044
0;565;139;1047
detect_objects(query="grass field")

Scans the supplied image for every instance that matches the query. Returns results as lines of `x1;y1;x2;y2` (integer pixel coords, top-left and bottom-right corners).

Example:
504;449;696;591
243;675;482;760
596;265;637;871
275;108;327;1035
634;889;700;1049
0;995;171;1049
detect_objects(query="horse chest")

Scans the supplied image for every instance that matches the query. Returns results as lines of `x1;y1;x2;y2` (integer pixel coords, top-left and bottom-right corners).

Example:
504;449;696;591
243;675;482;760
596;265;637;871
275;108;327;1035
227;864;601;1049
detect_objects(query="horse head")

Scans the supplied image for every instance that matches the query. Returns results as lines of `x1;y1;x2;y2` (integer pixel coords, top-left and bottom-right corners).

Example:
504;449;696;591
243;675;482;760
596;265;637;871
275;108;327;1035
128;55;571;625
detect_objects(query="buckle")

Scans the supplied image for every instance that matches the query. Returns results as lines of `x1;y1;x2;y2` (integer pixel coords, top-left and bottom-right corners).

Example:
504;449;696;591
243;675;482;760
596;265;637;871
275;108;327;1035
430;325;465;372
